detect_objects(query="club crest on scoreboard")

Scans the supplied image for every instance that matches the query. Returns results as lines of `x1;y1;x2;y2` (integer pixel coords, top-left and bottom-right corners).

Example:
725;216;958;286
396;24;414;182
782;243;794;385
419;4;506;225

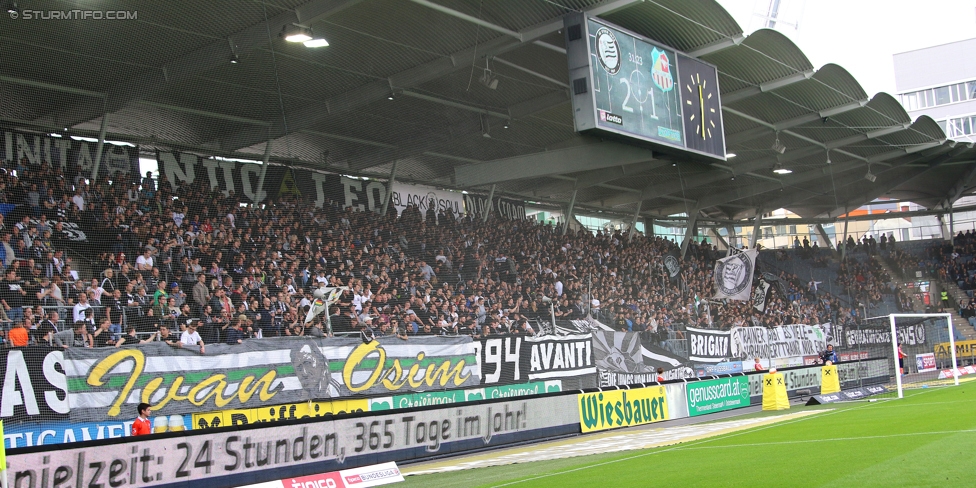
651;48;674;92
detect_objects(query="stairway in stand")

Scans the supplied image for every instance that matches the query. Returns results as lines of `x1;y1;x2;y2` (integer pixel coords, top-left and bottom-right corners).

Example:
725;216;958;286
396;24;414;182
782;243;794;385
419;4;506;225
938;280;976;341
874;257;976;341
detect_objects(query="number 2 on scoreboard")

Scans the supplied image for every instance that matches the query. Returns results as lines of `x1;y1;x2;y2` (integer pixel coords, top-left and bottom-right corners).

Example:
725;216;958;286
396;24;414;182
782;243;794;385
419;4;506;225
619;78;634;113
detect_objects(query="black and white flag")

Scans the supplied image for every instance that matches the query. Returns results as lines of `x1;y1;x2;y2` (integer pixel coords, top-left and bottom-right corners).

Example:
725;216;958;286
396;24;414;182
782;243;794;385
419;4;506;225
752;278;772;313
713;249;757;301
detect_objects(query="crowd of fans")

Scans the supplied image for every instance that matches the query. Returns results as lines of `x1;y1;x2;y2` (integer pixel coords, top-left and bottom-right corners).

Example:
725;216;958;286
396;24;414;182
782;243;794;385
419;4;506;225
0;156;928;352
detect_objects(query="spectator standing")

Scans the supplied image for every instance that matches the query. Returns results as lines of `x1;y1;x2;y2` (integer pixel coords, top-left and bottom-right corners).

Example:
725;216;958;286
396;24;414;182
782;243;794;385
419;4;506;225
1;269;26;322
180;319;205;354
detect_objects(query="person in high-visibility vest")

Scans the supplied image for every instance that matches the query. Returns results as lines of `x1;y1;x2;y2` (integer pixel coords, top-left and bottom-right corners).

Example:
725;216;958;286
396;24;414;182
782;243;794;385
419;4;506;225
941;290;949;311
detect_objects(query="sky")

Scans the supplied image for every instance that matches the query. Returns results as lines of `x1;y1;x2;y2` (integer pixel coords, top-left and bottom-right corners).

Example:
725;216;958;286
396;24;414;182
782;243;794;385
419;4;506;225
716;0;976;96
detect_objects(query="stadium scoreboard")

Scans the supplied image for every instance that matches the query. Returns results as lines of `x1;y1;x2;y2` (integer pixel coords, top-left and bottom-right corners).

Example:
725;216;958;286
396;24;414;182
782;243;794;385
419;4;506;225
564;13;727;160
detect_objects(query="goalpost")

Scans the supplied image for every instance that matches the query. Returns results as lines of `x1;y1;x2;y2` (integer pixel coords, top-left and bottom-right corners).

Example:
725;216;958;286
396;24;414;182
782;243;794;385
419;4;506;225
861;313;960;400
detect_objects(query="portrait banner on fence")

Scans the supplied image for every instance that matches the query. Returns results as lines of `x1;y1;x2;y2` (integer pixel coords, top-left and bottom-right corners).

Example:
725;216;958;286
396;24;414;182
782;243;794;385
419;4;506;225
713;249;756;301
63;337;480;421
592;331;649;374
752;278;771;313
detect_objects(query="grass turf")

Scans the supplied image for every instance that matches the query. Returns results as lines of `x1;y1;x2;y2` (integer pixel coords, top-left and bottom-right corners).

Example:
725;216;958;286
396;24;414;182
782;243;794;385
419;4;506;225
399;385;976;487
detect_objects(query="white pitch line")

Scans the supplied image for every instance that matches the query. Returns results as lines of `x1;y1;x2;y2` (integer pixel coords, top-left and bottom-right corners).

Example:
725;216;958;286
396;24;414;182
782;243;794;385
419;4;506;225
670;429;976;451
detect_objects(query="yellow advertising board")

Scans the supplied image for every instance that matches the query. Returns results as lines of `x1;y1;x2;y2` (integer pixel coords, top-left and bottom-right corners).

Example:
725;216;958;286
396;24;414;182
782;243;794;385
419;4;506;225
192;398;369;430
578;386;668;433
934;340;976;359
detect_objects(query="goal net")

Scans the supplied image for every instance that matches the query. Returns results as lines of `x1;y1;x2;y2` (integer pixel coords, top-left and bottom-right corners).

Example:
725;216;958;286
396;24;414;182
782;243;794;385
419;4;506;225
848;313;960;400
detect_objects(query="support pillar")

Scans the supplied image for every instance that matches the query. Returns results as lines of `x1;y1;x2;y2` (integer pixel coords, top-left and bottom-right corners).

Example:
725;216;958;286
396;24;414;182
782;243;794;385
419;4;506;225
726;225;737;251
815;224;835;251
90;113;109;183
483;184;496;222
950;203;955;245
750;208;763;249
841;207;851;261
628;197;643;243
562;187;578;236
381;161;398;216
680;203;701;260
709;227;729;251
256;140;272;205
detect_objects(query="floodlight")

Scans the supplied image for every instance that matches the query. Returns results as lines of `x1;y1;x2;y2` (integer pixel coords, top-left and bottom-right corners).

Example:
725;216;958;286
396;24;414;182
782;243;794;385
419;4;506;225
479;70;499;90
304;38;329;48
281;24;313;43
772;163;792;175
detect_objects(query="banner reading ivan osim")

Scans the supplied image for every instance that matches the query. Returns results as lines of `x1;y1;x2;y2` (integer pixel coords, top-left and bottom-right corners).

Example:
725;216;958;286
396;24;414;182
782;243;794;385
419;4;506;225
578;386;668;433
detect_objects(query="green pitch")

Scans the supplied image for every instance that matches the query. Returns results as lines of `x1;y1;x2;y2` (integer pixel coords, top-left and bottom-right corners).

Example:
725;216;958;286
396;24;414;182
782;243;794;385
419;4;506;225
400;385;976;487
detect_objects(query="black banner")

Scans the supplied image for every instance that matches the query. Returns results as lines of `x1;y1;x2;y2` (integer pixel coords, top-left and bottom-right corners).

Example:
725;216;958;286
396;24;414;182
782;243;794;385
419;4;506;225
686;326;731;363
463;194;527;221
843;323;927;347
157;150;289;204
475;334;596;388
807;385;888;405
0;347;69;424
1;129;139;182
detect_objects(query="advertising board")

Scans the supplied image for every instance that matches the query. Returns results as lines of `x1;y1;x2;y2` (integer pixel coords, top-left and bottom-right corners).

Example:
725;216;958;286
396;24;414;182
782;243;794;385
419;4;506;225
686;376;750;417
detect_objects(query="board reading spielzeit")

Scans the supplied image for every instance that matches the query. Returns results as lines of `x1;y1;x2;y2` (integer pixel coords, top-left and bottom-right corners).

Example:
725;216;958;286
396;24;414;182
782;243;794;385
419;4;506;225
565;14;726;160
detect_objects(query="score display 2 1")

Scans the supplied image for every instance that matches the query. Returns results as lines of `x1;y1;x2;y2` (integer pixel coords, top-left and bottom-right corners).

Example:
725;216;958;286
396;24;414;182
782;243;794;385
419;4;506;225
565;13;726;161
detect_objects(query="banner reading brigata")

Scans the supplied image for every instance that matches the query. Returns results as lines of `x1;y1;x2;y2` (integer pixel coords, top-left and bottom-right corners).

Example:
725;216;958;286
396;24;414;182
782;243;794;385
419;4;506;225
687;327;731;363
1;128;139;181
63;337;480;421
689;324;827;363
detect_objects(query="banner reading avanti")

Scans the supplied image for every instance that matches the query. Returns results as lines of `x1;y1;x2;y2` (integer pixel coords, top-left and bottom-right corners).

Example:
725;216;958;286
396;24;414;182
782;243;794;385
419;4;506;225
63;337;479;422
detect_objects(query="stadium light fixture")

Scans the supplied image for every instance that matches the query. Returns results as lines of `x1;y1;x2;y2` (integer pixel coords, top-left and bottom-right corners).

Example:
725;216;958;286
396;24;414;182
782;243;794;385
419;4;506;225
229;53;240;64
725;152;736;158
826;149;831;165
864;167;877;183
771;132;786;154
772;163;792;175
281;24;313;43
479;58;499;90
6;2;17;14
304;38;329;48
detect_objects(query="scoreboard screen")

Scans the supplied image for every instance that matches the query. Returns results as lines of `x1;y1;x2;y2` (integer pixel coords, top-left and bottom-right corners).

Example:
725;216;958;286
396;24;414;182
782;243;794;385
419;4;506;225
565;14;726;160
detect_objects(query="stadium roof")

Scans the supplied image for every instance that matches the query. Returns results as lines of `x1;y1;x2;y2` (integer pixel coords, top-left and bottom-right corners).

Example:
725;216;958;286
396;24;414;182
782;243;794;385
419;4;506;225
3;0;975;222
